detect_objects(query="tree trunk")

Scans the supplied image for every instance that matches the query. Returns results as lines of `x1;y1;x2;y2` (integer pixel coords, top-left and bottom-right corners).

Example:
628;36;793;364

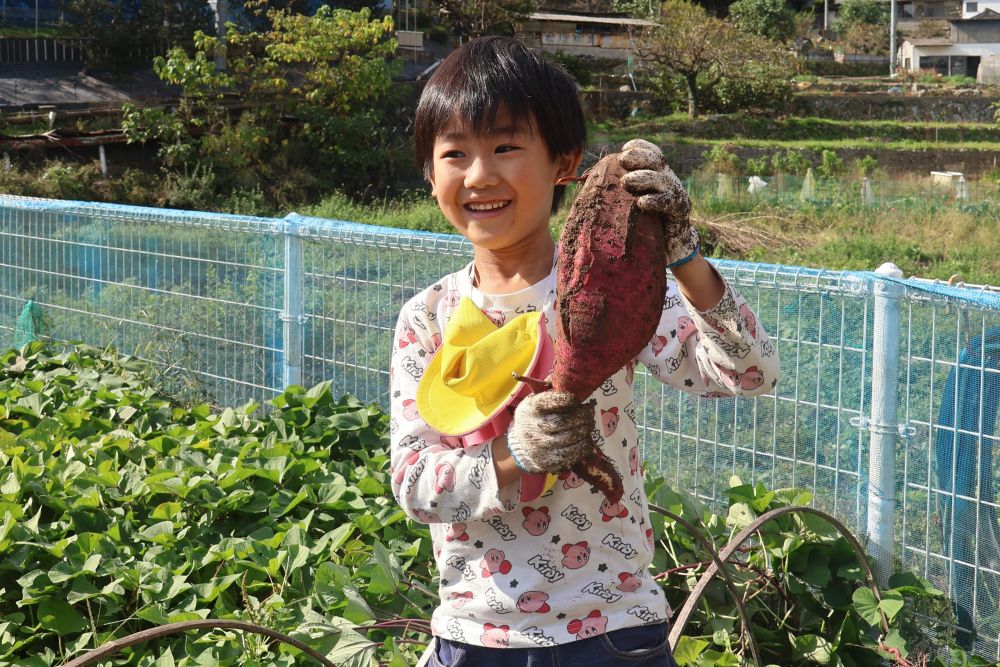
684;74;699;118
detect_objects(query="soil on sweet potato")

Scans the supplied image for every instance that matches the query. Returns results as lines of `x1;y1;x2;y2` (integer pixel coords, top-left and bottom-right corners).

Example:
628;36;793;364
554;154;668;403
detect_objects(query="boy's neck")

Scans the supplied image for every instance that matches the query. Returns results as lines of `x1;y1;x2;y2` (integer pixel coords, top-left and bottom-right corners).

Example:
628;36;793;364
472;235;557;295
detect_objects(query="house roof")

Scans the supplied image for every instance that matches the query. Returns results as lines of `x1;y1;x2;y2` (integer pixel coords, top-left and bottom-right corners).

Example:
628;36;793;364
526;12;658;27
904;36;955;44
955;7;1000;19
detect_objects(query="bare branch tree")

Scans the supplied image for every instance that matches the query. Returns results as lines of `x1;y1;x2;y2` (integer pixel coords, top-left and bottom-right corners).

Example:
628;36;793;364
635;0;790;117
432;0;538;40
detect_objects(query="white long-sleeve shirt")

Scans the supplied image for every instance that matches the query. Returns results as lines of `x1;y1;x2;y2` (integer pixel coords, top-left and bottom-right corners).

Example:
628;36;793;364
389;257;779;649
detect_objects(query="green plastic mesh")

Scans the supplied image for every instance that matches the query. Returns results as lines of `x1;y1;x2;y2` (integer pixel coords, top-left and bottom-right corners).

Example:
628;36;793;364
12;300;44;350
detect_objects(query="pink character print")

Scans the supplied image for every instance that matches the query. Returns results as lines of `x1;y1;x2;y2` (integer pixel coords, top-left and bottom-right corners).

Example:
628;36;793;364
600;407;619;437
717;364;764;391
600;498;629;522
740;366;764;390
482;308;505;327
401;399;420;421
446;522;469;542
625;360;636;386
629;446;640;476
677;316;699;343
522;506;551;536
617;572;642;592
567;610;608;640
645;527;655;550
559;470;586;489
650;335;669;356
481;624;510;648
398;326;418;349
480;549;513;578
516;591;551;613
413;508;440;523
444;290;461;307
739;303;758;339
561;541;591;569
440;434;463;448
434;462;456;493
431;332;443;350
392;450;420;485
450;591;474;608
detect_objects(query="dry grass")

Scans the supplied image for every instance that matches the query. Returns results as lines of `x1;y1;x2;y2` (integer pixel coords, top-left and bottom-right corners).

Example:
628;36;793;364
696;211;809;255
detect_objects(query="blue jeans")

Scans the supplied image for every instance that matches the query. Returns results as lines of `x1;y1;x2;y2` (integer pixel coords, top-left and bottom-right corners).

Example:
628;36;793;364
431;623;679;667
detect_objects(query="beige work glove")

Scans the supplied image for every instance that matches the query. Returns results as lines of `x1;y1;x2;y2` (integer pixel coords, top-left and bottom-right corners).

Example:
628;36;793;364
505;391;597;474
619;138;700;268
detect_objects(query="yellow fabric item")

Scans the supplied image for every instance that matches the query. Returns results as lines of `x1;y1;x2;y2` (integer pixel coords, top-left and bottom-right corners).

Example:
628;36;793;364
542;473;558;494
417;297;543;436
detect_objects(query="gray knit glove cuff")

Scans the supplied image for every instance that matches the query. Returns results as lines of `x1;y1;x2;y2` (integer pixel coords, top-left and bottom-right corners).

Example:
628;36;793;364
506;390;597;474
618;138;699;267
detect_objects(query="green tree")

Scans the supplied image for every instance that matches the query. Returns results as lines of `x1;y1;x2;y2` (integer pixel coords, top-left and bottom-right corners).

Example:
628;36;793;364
728;0;794;42
431;0;536;39
833;0;889;53
122;7;400;210
636;0;792;117
612;0;661;18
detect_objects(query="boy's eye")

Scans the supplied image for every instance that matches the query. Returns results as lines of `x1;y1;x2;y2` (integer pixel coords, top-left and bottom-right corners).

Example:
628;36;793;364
496;145;519;154
441;150;464;159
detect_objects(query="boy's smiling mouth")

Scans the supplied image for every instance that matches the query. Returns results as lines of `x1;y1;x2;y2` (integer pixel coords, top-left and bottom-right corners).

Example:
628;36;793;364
465;200;511;212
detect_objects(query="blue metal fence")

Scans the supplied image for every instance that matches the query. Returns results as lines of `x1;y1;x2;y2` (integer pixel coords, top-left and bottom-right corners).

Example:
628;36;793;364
2;194;999;660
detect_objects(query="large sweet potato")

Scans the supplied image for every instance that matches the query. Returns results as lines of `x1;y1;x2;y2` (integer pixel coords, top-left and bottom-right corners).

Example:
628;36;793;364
552;153;668;504
555;154;667;398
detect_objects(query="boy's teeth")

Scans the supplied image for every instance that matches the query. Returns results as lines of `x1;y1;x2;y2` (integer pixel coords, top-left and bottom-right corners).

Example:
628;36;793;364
468;201;507;211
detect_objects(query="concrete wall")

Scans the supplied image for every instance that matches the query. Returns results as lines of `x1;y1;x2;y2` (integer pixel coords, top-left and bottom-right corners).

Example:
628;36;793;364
791;93;1000;121
581;89;1000;123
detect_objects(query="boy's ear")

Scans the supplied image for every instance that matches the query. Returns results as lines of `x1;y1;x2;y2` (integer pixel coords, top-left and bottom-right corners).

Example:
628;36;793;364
555;150;583;183
427;169;437;197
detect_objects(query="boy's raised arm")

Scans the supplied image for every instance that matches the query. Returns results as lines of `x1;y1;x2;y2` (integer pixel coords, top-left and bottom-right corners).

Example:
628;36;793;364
635;276;780;398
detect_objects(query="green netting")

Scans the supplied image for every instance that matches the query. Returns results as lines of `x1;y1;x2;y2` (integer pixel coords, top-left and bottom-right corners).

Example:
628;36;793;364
12;300;44;350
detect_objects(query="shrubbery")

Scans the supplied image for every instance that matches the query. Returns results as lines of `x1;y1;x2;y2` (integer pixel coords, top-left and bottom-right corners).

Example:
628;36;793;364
801;59;889;77
0;343;989;665
120;7;409;215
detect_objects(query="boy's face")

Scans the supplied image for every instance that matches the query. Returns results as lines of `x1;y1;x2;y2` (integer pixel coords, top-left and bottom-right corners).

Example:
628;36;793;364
428;113;581;253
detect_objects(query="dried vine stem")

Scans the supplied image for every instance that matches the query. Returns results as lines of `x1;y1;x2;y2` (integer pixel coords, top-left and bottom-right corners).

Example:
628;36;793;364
58;619;338;667
648;504;763;667
662;505;891;654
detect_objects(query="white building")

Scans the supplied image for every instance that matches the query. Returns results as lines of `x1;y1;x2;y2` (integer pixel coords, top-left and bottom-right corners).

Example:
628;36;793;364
962;0;1000;17
899;11;1000;75
516;12;657;59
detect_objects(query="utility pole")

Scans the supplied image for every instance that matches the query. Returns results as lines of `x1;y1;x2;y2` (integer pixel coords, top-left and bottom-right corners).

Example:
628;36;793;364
889;0;898;76
214;0;228;71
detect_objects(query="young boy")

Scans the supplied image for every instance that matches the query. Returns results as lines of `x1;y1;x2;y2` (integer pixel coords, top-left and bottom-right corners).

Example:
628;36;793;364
389;37;779;666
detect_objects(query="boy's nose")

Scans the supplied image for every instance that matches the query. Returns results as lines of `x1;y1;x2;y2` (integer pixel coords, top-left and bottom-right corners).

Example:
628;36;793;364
465;157;499;189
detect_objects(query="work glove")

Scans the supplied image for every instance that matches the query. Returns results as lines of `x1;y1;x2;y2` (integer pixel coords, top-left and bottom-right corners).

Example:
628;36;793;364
619;138;700;268
505;390;597;474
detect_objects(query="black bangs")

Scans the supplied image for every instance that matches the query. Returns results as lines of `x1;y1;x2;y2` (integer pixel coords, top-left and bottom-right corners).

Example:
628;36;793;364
413;37;586;182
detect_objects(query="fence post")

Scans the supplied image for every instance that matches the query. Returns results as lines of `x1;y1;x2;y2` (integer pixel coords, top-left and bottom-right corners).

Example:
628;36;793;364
867;261;904;586
956;175;968;201
281;216;304;389
861;177;874;206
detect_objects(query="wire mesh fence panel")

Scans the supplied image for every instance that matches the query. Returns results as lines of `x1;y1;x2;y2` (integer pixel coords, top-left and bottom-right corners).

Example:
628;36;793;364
634;264;872;538
0;196;285;407
291;215;473;407
898;290;1000;658
2;194;1000;660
